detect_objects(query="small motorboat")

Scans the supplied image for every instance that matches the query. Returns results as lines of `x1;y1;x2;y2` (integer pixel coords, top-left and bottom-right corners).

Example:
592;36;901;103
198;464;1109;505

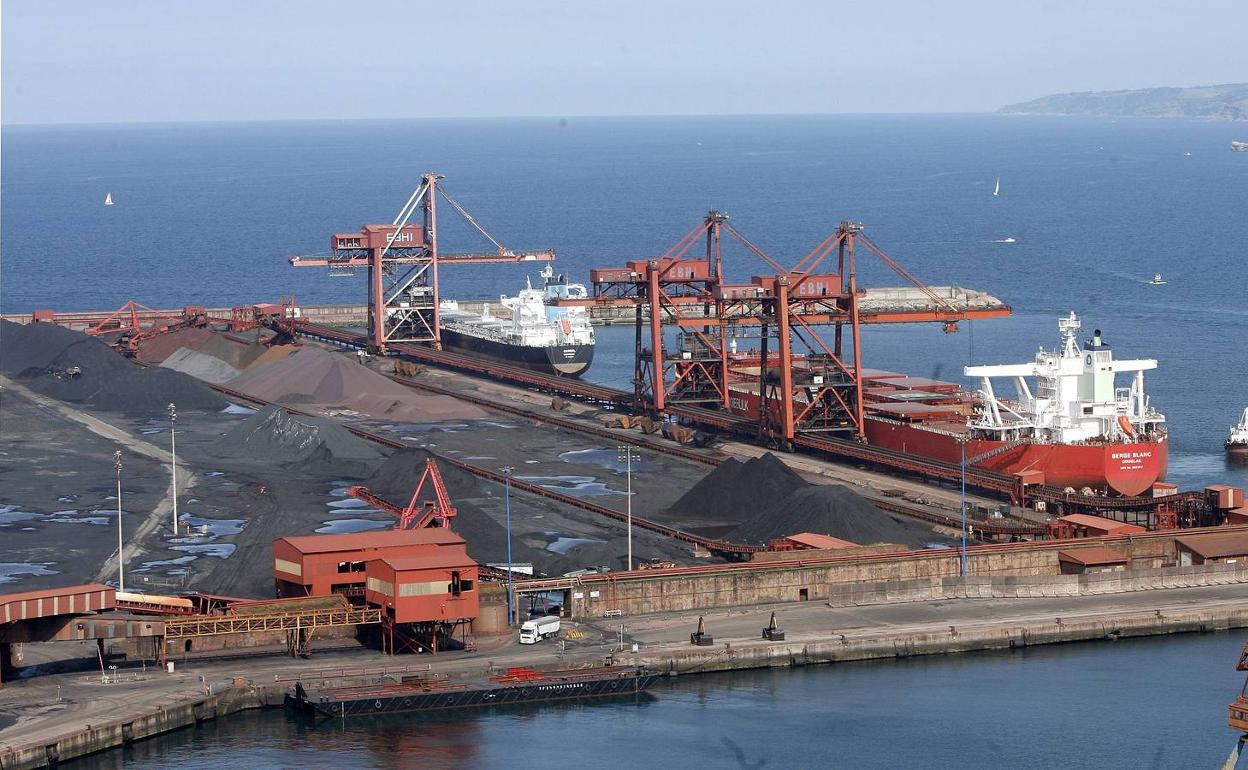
1148;273;1167;285
994;236;1016;244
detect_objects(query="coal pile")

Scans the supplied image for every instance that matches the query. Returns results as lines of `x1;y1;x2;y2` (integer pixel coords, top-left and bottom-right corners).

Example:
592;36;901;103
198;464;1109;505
209;405;384;477
666;453;808;521
1;320;227;414
362;448;547;569
728;485;928;547
227;347;485;422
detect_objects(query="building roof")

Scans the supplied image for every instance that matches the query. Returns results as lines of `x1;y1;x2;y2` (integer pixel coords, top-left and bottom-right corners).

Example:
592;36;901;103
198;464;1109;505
1057;514;1147;534
1176;531;1248;559
375;552;479;572
784;532;858;550
277;528;465;555
1057;547;1129;566
1;583;115;623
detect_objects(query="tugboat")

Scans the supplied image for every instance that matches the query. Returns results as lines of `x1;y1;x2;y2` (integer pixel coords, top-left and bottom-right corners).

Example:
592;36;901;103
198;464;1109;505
439;266;595;377
1228;408;1248;461
291;665;656;718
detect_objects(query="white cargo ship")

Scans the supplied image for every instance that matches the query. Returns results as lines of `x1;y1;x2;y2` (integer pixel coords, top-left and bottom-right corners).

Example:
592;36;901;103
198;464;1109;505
439;266;595;377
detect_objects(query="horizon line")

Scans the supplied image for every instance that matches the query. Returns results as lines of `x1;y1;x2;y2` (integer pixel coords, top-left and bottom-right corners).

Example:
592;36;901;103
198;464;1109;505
1;109;1005;129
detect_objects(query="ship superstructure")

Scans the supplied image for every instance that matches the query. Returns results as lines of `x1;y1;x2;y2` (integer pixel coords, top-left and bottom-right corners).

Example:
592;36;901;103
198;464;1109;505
1229;408;1248;459
439;266;595;377
965;312;1165;445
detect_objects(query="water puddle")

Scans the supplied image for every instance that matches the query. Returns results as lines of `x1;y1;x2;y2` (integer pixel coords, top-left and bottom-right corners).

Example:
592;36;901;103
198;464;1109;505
0;505;40;526
558;448;658;474
315;519;391;534
464;456;497;461
0;563;59;584
327;498;372;509
135;555;197;572
172;544;237;559
545;536;606;554
516;475;624;498
180;516;245;537
222;403;258;415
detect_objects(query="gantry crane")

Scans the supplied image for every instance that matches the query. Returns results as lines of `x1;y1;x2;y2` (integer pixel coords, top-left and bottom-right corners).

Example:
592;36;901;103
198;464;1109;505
555;212;1011;444
290;173;554;352
347;458;458;530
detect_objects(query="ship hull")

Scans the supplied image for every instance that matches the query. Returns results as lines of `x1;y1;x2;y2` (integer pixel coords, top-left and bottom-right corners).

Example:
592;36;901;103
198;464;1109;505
441;328;594;377
864;419;1168;496
294;670;657;718
1228;442;1248;462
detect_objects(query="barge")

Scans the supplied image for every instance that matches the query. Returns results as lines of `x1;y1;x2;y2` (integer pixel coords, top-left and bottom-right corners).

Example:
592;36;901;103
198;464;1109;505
291;665;656;717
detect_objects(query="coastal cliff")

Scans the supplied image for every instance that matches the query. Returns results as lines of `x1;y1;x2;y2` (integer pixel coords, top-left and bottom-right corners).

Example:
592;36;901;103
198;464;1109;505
999;83;1248;121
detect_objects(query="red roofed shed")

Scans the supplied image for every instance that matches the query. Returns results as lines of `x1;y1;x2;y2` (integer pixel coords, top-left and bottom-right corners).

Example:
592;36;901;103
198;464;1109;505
273;529;467;599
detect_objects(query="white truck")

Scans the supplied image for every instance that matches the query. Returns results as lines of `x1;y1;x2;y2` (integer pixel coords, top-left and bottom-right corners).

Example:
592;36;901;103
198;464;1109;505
518;615;560;644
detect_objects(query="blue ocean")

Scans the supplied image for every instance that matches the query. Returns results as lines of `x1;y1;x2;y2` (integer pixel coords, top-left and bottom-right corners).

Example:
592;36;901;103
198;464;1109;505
3;115;1245;487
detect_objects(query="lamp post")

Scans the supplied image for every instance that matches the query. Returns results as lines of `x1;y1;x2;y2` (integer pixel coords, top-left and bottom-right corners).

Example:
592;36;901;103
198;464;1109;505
960;439;968;578
617;446;640;571
501;466;514;626
168;403;179;536
114;451;125;592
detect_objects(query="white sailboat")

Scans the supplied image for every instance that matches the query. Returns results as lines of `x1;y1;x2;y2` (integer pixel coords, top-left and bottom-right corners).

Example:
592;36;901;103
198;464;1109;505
104;192;114;206
992;177;1000;196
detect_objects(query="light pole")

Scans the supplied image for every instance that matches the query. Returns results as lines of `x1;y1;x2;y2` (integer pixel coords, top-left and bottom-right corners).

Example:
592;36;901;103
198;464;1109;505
114;451;125;592
617;446;640;571
501;466;514;626
960;439;968;577
168;402;178;536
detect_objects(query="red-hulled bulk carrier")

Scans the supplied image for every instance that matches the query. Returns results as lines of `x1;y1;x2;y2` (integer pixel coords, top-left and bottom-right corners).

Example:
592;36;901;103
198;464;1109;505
726;312;1168;496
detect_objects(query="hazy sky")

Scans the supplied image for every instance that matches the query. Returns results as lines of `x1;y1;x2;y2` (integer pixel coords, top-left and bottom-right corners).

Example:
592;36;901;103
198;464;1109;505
2;0;1244;125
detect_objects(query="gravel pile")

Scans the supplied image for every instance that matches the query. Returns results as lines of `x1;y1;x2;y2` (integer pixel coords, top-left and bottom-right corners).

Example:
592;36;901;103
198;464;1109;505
209;404;384;477
727;485;928;547
0;319;227;414
666;453;808;521
160;347;242;384
227;347;485;421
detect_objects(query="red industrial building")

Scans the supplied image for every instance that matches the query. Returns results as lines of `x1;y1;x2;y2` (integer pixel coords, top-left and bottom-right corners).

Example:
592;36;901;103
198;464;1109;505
1048;514;1148;540
1057;547;1130;574
366;551;479;654
1176;531;1248;566
273;529;469;599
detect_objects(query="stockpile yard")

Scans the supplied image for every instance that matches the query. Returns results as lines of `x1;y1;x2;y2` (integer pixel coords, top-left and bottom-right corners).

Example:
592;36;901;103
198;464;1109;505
0;319;753;598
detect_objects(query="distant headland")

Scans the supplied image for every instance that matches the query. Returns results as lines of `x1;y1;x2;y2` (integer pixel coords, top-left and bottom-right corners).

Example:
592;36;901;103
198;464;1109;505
998;83;1248;121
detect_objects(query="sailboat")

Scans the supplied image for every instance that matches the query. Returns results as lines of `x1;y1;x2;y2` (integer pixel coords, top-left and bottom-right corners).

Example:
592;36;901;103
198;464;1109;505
992;177;1000;196
104;193;114;206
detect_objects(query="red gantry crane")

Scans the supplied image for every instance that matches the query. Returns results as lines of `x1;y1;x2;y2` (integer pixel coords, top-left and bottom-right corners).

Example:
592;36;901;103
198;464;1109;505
347;459;458;531
289;173;554;352
555;212;1012;445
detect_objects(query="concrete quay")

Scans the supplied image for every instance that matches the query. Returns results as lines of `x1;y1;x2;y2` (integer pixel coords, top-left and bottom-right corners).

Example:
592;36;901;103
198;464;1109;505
3;584;1247;769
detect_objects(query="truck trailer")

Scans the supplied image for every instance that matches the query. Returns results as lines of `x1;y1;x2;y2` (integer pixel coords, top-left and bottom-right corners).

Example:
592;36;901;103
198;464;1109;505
519;615;561;644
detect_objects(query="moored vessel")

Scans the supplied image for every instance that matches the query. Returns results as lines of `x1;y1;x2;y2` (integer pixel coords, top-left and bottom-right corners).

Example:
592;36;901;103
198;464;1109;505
291;665;656;717
1228;408;1248;461
724;312;1168;496
439;266;595;377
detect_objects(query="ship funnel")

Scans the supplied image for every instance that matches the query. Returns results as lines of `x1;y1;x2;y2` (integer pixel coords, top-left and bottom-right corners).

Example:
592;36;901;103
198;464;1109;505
1093;329;1102;346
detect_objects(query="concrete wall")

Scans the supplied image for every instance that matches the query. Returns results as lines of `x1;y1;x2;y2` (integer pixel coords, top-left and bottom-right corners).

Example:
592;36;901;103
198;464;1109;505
570;543;1242;618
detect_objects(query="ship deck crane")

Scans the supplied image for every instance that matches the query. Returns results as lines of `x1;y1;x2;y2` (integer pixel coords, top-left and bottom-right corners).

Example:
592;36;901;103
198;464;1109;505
290;173;554;352
347;459;458;530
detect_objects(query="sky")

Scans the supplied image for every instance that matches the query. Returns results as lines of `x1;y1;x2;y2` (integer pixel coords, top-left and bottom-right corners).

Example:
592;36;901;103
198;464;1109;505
2;0;1245;125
